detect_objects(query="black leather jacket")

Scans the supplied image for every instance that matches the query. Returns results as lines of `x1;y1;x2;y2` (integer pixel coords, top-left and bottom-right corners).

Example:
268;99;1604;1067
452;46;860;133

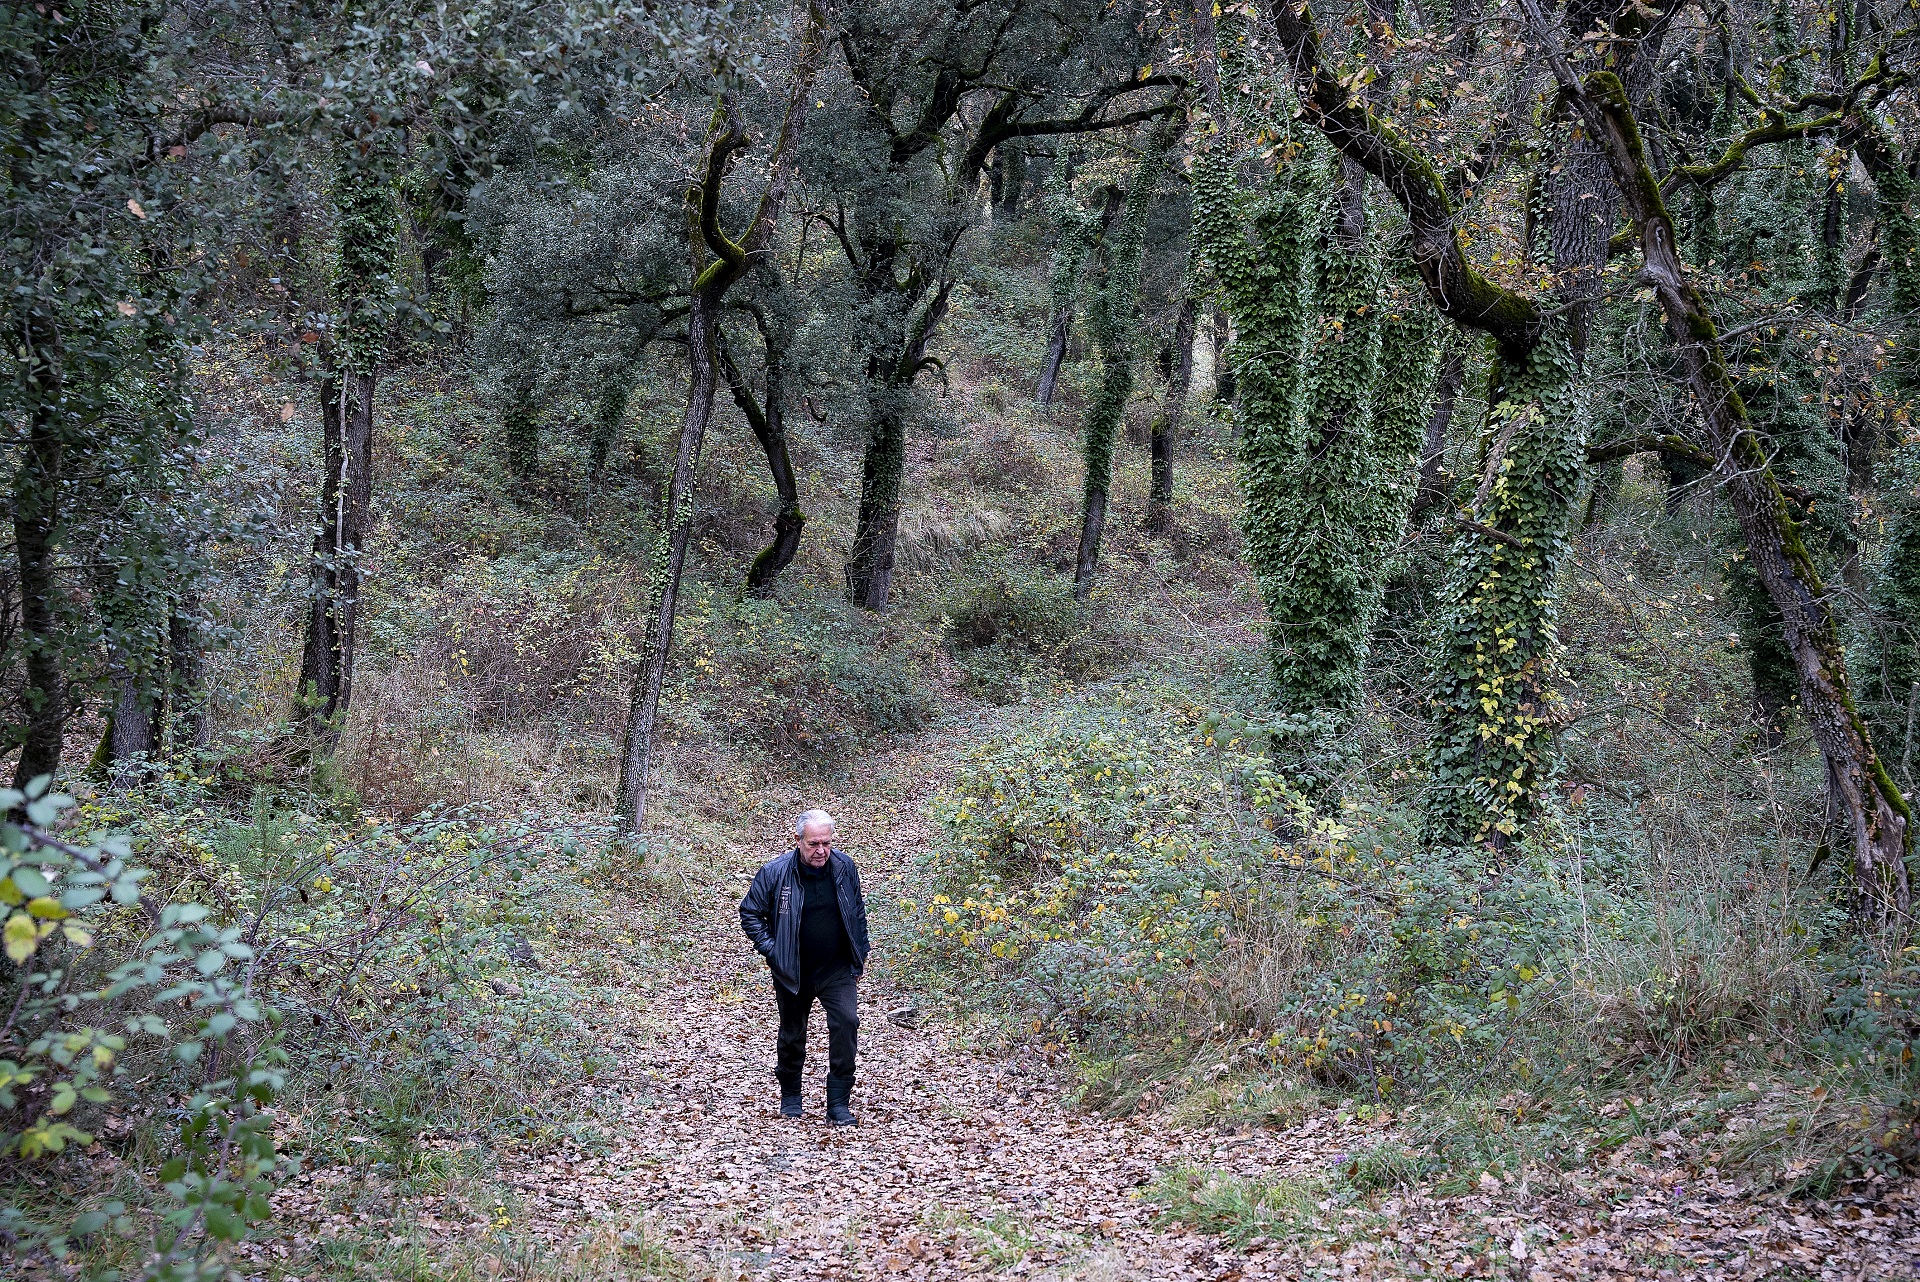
739;848;870;993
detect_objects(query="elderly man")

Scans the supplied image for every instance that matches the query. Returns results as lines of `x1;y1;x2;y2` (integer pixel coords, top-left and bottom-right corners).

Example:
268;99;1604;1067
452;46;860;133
739;808;870;1125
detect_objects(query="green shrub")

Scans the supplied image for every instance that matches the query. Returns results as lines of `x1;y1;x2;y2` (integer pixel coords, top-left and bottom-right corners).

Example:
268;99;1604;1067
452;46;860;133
910;677;1920;1196
665;592;938;771
5;772;614;1277
937;560;1128;700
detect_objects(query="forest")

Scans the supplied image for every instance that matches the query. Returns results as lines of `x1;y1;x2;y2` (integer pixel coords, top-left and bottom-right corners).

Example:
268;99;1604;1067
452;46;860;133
3;0;1919;1276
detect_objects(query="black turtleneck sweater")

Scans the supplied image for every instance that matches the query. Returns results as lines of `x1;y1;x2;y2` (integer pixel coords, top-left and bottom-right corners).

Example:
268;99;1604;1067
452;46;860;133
795;856;852;977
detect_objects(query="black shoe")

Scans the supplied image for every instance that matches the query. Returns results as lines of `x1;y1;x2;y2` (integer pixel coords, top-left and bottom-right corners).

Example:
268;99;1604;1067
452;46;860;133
780;1093;803;1118
825;1077;856;1127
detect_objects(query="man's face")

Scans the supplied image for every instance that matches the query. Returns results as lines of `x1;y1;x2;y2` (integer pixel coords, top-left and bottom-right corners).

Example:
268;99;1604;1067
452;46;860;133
799;822;833;866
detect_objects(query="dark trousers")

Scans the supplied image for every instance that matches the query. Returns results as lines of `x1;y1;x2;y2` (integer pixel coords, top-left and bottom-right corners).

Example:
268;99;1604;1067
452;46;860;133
773;966;858;1091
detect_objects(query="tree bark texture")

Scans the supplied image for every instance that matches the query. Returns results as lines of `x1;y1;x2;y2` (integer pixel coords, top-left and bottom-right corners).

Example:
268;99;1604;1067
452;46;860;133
292;139;397;748
1146;294;1196;532
169;594;208;750
294;365;375;745
845;279;950;610
718;322;806;595
616;289;721;833
1411;337;1467;523
1074;185;1132;601
1210;305;1235;404
1535;36;1911;927
1036;314;1070;406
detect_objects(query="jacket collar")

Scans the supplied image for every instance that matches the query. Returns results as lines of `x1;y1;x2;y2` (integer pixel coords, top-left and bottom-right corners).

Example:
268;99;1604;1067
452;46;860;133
788;848;839;877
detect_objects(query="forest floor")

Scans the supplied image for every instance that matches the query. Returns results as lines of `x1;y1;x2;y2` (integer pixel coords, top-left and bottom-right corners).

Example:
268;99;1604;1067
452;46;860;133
250;723;1919;1281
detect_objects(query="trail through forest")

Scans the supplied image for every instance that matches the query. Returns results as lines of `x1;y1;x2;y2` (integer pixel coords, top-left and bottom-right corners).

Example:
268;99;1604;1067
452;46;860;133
345;731;1919;1281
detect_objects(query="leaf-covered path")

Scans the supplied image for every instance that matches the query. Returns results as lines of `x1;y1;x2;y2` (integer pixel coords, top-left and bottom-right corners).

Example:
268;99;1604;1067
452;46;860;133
459;732;1916;1281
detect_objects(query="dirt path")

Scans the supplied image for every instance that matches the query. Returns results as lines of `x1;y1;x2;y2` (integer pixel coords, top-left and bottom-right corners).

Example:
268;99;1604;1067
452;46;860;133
476;732;1919;1281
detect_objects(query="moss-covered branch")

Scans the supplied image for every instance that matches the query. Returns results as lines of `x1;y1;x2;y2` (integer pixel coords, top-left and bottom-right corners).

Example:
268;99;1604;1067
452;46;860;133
1261;0;1541;358
1518;0;1913;928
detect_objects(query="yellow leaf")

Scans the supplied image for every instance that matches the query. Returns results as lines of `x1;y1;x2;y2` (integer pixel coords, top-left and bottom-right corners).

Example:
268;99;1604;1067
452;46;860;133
5;912;42;964
0;877;20;907
26;897;67;920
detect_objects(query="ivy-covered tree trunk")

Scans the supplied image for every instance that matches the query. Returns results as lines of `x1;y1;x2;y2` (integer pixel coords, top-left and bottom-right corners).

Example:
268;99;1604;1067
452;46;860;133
1036;191;1098;407
588;375;629;480
1366;295;1442;546
1193;146;1320;659
293;145;397;747
1146;293;1196;533
994;143;1027;221
1076;160;1160;599
1260;164;1387;713
844;271;951;611
1425;330;1586;846
501;368;540;481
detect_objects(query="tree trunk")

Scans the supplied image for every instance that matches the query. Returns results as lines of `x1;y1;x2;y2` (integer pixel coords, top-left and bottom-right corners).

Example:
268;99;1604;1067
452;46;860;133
1410;337;1467;522
612;14;827;830
996;143;1027;221
294;364;375;745
846;279;952;611
501;369;539;481
12;377;65;788
1552;58;1910;928
1425;332;1585;848
1074;485;1110;601
718;326;806;595
105;657;157;783
169;594;208;751
616;291;720;831
1036;311;1070;406
589;376;628;480
1210;305;1235;404
292;139;397;750
1146;295;1196;532
1074;184;1134;601
845;396;908;610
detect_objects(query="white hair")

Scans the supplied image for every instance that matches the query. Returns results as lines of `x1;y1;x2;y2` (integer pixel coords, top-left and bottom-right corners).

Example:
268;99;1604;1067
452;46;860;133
795;808;837;839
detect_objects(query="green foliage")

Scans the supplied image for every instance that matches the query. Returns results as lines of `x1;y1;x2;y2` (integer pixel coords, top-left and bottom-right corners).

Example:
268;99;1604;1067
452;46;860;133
665;592;937;769
1425;330;1586;848
1255;189;1387;717
938;560;1127;701
1;777;293;1273
1079;138;1165;507
330;143;403;379
909;689;1590;1096
1043;187;1102;339
1191;143;1322;682
1149;1166;1352;1249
